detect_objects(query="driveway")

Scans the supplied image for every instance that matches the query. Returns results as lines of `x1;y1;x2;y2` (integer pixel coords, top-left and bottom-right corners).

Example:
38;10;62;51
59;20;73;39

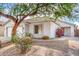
33;37;79;56
54;36;79;40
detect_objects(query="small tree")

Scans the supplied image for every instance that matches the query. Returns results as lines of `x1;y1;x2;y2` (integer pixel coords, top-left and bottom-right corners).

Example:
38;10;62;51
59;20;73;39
0;3;76;42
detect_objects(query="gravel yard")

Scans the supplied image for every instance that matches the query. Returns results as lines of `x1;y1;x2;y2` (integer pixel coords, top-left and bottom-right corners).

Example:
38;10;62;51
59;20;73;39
0;37;79;56
0;44;67;56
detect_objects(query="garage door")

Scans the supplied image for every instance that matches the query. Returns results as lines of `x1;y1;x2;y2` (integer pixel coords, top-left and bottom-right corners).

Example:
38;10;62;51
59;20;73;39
64;27;71;36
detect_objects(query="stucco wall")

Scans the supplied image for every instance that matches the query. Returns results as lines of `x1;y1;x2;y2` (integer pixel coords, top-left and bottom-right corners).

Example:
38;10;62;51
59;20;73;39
71;26;75;36
42;22;50;36
50;22;59;38
28;22;51;38
4;21;25;38
25;24;29;33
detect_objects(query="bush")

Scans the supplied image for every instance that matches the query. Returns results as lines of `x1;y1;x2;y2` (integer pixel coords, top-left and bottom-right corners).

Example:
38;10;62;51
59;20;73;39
42;36;49;40
25;33;32;37
16;37;33;54
11;34;33;54
11;35;20;43
20;37;32;45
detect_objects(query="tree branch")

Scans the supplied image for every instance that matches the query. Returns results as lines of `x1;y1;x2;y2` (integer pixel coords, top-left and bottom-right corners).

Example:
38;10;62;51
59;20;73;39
18;4;46;24
18;5;39;24
0;12;16;22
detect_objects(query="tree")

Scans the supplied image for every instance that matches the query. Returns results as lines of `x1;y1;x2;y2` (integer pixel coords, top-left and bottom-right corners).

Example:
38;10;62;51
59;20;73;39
0;3;76;42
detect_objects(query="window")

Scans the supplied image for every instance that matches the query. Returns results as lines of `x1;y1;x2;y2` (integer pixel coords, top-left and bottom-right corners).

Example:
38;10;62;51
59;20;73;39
34;25;39;34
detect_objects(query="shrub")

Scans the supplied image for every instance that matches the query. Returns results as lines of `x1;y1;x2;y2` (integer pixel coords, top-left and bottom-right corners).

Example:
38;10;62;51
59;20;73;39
11;35;20;43
42;36;49;40
25;33;32;37
16;37;33;54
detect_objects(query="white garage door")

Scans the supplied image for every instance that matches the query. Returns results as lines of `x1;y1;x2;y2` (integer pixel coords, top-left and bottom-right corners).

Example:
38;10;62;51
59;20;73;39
64;27;71;36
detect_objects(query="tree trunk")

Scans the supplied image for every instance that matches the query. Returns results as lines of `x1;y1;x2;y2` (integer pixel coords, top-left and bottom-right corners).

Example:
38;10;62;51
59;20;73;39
11;22;19;43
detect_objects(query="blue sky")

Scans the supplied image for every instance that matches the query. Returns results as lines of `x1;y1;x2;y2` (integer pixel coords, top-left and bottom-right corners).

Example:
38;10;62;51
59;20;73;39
0;3;15;9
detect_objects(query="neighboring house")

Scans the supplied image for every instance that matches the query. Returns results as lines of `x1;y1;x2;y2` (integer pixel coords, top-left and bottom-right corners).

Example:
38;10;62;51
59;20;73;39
24;17;75;38
4;20;25;38
3;17;76;39
0;21;5;37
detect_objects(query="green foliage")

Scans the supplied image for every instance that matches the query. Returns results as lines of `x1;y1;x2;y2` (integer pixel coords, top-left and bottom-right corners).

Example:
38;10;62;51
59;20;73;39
8;3;76;20
11;35;20;43
0;3;76;22
42;36;50;40
25;33;32;37
53;3;76;19
16;37;32;54
11;34;33;54
10;3;39;16
20;37;32;45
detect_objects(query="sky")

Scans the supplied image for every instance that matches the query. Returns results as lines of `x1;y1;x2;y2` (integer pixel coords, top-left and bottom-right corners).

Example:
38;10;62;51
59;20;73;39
0;3;15;22
0;3;79;25
0;3;15;9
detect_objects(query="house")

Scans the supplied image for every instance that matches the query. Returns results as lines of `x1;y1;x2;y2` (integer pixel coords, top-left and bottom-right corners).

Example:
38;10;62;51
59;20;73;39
3;17;76;39
4;20;25;38
24;17;75;38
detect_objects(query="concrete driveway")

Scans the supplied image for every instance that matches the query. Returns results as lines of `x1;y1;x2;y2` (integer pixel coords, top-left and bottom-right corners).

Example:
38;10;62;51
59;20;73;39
54;36;79;41
33;37;79;56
